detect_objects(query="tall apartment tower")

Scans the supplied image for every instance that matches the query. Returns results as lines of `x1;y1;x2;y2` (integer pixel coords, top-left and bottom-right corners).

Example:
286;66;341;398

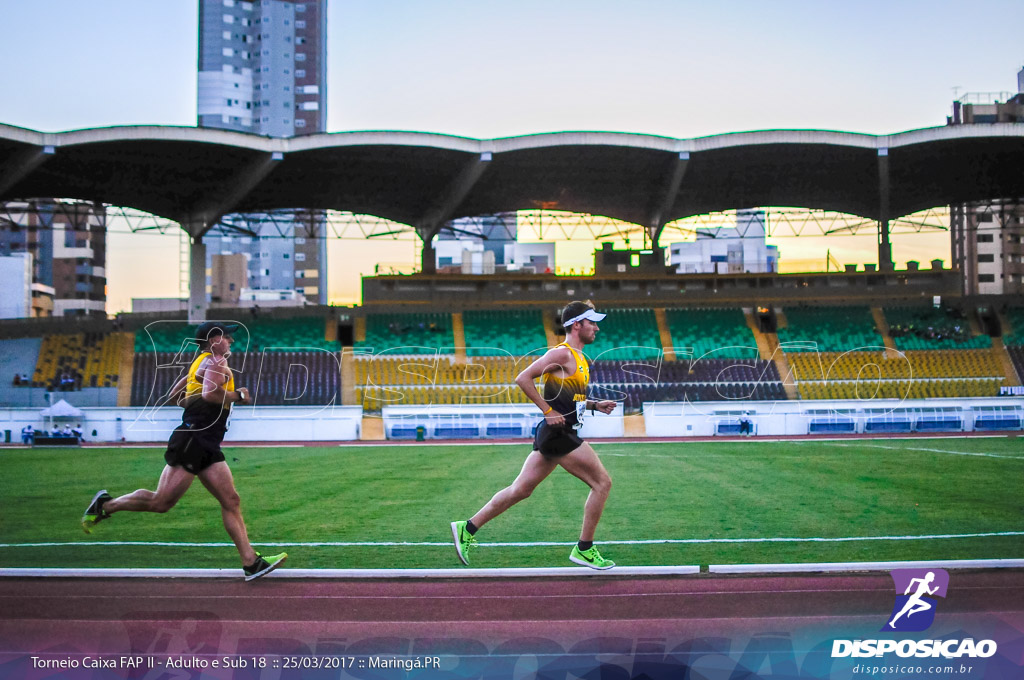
948;67;1024;297
0;200;107;317
197;0;328;303
198;0;327;136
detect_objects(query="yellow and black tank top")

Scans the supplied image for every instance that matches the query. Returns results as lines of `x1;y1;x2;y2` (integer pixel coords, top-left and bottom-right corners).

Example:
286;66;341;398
181;352;235;432
542;342;590;426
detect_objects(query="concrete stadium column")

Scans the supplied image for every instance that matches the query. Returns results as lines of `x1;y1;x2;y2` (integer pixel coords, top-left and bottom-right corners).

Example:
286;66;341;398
188;236;208;323
420;232;438;274
645;151;690;251
414;151;493;275
877;148;894;272
178;150;283;321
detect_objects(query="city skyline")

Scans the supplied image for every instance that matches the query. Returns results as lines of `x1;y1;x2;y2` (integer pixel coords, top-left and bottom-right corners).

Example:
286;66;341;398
196;0;330;309
0;0;1021;312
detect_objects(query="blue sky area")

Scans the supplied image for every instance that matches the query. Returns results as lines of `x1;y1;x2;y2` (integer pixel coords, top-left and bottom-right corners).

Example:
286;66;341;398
0;0;1020;310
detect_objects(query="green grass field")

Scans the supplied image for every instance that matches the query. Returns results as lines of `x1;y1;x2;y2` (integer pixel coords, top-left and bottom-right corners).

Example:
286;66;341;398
1;437;1022;570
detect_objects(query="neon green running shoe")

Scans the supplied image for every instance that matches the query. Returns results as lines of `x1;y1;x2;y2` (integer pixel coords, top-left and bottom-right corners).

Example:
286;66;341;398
81;490;112;534
243;551;288;582
451;520;477;566
569;544;615;570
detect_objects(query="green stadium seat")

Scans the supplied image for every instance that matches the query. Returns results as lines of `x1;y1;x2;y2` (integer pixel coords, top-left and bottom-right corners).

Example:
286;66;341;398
1002;307;1024;346
463;309;547;357
665;308;757;359
357;312;455;354
583;308;662;361
777;306;883;352
885;306;990;350
134;317;338;353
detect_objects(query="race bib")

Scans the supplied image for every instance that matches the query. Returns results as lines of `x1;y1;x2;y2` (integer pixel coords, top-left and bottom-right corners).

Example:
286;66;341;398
575;400;587;422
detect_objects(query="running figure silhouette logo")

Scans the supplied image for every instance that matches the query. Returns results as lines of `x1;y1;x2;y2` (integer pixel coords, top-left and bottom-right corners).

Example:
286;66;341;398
882;568;950;632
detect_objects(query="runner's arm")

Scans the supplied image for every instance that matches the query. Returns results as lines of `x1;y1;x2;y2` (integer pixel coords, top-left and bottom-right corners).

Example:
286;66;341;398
162;373;188;407
516;347;572;425
199;357;245;404
585;398;617;414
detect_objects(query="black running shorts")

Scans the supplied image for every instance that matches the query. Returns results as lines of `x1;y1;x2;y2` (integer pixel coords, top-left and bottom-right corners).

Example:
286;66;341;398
164;425;226;474
533;421;584;458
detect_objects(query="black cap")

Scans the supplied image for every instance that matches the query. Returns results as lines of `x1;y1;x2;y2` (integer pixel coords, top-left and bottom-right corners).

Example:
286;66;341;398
195;321;239;343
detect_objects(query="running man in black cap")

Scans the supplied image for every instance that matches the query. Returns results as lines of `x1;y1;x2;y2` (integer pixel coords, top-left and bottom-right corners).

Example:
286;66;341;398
82;321;287;581
451;300;618;569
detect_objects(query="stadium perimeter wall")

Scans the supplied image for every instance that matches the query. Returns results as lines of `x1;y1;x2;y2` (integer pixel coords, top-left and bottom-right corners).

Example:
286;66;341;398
0;405;362;443
1;399;1020;444
643;397;1024;437
381;404;625;441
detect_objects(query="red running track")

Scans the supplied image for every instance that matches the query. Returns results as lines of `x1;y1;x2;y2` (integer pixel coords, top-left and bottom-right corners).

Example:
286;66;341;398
1;571;1022;678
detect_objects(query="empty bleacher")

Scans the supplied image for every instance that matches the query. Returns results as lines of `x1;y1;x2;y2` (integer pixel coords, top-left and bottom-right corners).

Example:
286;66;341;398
110;303;1017;419
134;317;338;353
354;354;534;411
353;306;790;414
776;306;884;352
1003;307;1024;346
1002;308;1024;383
790;348;1005;399
356;384;531;411
789;349;1001;380
355;354;527;387
356;312;454;354
590;357;786;410
797;379;1003;400
665;308;757;358
1005;345;1024;384
130;350;341;407
462;309;547;357
33;332;132;391
582;308;662;361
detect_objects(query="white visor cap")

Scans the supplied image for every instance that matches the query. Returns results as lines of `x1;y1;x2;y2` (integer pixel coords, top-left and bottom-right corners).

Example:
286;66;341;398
563;308;607;327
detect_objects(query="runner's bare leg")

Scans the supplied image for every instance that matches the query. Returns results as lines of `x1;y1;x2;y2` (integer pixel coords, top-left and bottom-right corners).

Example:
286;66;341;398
470;451;558;529
198;461;258;565
558;442;612;542
101;464;195;514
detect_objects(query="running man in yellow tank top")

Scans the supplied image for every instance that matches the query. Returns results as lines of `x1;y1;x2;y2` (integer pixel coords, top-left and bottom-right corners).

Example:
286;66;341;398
80;321;287;581
451;301;618;569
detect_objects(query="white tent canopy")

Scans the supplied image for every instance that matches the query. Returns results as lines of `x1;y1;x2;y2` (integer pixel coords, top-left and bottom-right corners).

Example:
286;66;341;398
40;399;84;418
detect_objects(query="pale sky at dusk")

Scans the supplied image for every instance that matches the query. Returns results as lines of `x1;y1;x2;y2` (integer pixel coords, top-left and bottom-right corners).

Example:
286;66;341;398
0;0;1021;311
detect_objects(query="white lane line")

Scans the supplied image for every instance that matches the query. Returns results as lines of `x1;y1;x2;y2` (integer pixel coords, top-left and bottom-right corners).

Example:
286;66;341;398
3;530;1022;549
4;558;1023;580
0;566;698;579
711;558;1024;574
850;443;1023;459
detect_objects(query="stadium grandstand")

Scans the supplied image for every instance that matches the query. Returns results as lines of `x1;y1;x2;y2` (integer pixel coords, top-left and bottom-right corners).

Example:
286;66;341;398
1;298;1022;441
0;124;1022;441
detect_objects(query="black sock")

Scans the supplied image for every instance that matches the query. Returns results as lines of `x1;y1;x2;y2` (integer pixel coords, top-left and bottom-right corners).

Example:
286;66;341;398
578;540;593;551
466;520;478;535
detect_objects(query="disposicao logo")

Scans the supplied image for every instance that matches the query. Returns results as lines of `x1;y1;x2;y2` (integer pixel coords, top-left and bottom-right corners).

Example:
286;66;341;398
883;568;949;632
831;568;998;659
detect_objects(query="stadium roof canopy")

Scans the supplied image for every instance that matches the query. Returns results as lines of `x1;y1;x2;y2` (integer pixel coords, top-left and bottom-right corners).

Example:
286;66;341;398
1;123;1023;236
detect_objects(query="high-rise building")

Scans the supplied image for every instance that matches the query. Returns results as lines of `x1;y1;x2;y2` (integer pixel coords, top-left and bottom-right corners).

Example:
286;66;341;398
0;200;106;317
198;0;327;137
948;68;1024;296
197;0;328;303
